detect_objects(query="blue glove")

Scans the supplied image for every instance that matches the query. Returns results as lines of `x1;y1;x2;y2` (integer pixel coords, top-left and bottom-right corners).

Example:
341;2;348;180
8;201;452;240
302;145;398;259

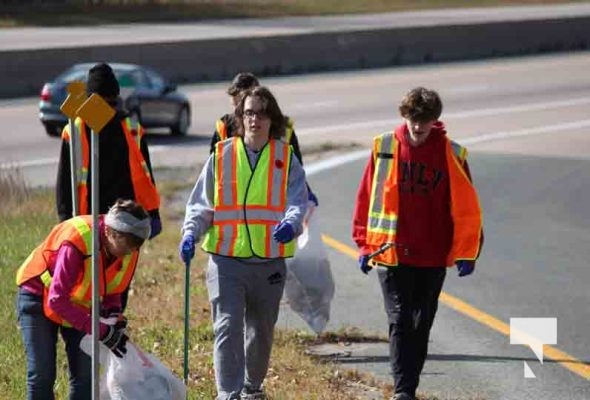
149;216;162;239
358;254;372;274
179;234;195;264
457;260;475;277
308;190;319;207
273;222;295;243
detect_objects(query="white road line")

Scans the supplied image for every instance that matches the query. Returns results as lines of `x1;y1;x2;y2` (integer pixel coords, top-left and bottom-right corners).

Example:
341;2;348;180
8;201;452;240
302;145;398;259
1;157;59;169
459;119;590;145
0;145;166;170
288;100;338;110
296;97;590;137
305;118;590;176
4;97;590;170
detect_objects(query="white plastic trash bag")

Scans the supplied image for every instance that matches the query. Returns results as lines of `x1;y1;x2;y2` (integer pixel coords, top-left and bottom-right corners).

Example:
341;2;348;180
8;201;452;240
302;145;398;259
80;335;186;400
285;204;335;334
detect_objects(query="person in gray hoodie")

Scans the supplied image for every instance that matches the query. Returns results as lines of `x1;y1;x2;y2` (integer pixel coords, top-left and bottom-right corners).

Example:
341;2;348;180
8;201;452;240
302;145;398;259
179;86;308;400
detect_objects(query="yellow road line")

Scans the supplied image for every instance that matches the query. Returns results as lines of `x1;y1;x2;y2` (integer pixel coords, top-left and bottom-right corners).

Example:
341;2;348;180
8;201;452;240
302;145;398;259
321;234;590;381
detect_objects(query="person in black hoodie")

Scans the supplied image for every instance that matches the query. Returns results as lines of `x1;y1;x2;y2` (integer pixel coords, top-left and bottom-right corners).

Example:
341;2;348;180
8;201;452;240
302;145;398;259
55;62;162;310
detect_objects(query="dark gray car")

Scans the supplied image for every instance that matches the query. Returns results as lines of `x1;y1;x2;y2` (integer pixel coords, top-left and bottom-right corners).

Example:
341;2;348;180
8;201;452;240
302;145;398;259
39;62;191;137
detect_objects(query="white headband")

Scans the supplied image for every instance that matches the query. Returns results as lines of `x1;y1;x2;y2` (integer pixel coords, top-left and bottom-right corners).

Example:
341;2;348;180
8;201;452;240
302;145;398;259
105;209;151;240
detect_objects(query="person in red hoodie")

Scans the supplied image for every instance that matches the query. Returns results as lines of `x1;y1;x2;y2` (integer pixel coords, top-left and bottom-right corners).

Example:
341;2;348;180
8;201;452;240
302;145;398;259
352;87;483;400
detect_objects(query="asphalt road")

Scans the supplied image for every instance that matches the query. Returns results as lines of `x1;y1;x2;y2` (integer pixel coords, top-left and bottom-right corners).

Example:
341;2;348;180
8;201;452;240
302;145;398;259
2;52;589;399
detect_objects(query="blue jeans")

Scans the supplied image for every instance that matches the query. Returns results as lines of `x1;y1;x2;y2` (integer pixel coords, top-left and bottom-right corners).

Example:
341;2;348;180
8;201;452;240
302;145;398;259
16;288;92;400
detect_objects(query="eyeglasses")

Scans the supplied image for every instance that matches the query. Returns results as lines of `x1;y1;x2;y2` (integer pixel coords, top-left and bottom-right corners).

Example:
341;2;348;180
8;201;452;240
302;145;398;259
243;109;268;119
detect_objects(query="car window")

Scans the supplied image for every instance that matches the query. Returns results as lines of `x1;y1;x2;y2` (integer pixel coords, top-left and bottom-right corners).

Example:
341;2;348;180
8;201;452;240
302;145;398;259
116;70;150;89
145;69;165;91
56;66;88;82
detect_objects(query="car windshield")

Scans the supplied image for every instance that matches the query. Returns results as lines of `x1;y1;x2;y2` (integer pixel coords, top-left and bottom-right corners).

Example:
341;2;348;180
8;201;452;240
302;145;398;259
56;66;88;82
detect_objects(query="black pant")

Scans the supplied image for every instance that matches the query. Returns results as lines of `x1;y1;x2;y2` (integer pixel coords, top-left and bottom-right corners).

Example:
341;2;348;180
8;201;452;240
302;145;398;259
377;266;446;397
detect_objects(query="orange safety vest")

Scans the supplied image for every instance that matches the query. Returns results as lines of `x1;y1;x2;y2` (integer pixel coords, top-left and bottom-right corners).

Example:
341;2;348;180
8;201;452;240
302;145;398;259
201;137;295;258
15;216;138;326
216;116;295;144
366;133;483;267
61;116;160;215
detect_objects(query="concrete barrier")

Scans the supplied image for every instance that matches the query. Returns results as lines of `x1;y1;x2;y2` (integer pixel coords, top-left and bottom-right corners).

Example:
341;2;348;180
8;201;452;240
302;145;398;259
2;15;589;98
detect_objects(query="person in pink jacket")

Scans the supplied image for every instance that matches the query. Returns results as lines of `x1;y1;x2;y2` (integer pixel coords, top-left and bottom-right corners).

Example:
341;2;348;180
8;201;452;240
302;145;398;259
16;199;151;400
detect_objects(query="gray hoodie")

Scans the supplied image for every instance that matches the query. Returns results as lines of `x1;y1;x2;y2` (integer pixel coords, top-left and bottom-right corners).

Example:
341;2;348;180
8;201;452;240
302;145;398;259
181;140;308;262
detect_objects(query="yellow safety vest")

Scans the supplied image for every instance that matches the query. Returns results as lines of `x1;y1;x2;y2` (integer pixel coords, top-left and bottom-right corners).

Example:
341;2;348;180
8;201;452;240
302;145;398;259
202;137;295;258
16;216;138;326
366;133;483;267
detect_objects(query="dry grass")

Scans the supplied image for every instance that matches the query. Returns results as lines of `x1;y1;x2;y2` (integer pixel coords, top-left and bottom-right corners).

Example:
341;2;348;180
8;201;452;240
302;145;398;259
0;167;439;398
0;168;31;212
1;0;587;27
112;172;394;398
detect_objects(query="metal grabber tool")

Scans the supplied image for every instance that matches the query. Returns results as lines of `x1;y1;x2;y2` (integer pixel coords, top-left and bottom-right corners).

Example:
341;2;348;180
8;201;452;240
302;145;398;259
367;242;397;263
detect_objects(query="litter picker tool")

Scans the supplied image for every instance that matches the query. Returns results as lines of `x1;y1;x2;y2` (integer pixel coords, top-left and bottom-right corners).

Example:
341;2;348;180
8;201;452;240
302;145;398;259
367;242;397;262
183;258;191;391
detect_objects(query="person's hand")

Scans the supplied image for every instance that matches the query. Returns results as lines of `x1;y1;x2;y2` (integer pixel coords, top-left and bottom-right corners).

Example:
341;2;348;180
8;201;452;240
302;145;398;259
179;234;195;264
100;317;129;358
308;190;319;207
358;255;372;274
273;222;295;243
102;311;127;330
149;216;162;239
457;260;475;277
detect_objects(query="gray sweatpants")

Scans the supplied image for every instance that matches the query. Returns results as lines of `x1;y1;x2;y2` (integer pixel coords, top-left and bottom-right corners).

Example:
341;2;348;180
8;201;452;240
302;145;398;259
206;255;286;400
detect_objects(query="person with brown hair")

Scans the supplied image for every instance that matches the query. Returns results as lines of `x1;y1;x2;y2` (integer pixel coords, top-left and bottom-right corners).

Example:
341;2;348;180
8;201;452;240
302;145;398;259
209;72;303;162
209;72;318;206
180;86;308;400
352;87;483;400
16;199;151;400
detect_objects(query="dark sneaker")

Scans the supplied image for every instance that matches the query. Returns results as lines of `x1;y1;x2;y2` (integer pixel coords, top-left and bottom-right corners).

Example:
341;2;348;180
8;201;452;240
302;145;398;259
240;386;267;400
392;393;415;400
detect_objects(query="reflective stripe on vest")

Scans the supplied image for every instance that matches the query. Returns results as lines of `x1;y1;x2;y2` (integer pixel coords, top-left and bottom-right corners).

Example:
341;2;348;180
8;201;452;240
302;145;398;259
366;134;400;265
63;117;159;214
201;137;295;258
15;216;139;326
285;117;294;144
122;118;160;211
366;133;482;267
216;119;228;141
62;120;89;216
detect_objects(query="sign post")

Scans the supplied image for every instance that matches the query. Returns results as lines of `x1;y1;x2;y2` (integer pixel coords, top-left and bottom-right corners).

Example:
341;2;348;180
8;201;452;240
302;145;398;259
59;81;87;216
75;93;116;400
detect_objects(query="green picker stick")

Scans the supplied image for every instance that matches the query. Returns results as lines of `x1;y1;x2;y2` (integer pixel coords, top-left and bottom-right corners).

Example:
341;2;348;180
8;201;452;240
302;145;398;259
183;258;191;391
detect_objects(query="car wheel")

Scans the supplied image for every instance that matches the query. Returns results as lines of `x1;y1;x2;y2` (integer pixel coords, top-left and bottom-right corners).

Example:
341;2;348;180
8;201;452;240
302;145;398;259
171;106;189;136
44;122;63;137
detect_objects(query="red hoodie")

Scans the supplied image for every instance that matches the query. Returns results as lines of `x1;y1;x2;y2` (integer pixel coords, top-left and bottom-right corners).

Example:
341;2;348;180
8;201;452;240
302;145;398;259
352;122;472;267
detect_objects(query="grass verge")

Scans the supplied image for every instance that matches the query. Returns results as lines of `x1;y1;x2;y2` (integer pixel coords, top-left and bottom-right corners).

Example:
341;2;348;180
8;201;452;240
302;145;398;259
0;166;402;399
1;0;587;27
